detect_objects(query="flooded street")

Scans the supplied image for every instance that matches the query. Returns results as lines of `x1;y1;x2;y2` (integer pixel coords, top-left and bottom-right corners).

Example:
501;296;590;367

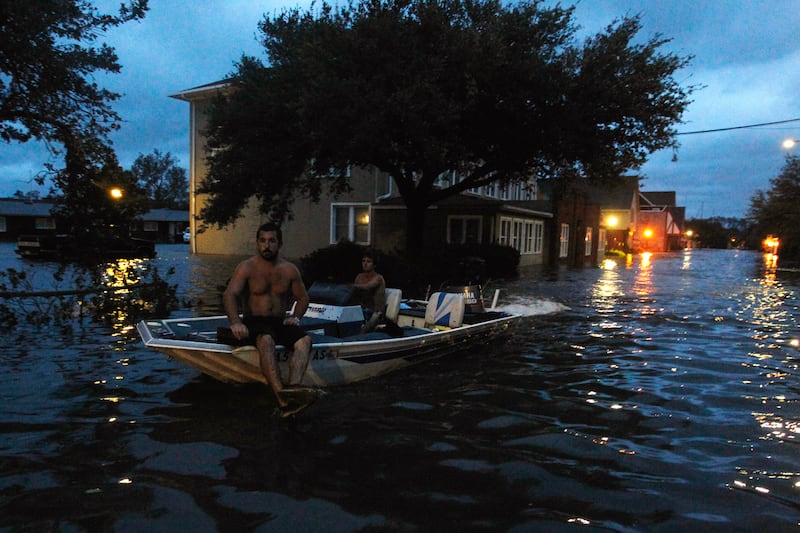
1;244;799;531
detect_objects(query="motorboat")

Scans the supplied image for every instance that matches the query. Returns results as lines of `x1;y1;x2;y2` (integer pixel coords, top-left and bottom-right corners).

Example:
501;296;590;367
136;283;521;388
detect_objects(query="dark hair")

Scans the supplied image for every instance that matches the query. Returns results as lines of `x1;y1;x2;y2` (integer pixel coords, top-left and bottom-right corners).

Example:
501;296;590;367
362;248;378;265
256;222;282;245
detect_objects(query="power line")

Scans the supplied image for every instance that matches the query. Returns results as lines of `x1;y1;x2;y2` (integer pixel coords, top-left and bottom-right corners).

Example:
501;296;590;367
677;117;800;135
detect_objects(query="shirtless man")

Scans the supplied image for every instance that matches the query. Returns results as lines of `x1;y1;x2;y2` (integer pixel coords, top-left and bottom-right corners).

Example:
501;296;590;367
223;223;312;414
353;250;386;332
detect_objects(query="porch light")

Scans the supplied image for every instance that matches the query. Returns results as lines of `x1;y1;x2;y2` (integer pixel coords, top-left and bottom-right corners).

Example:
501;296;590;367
605;215;618;228
643;228;653;239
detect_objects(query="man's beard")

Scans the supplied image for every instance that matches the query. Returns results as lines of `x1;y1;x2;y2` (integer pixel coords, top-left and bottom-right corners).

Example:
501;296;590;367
259;248;277;261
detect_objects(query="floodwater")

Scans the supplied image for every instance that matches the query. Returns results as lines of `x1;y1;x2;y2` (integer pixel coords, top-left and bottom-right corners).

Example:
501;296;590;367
1;243;799;531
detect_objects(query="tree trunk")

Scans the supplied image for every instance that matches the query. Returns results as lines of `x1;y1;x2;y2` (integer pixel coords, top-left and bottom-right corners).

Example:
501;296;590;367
404;201;428;256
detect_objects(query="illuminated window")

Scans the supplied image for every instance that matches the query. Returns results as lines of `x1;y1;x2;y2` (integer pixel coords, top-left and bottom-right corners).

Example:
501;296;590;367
332;204;370;244
585;227;593;256
597;228;606;256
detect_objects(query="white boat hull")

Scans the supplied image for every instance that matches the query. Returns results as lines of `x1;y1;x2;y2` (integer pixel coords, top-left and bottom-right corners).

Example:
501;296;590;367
136;309;519;387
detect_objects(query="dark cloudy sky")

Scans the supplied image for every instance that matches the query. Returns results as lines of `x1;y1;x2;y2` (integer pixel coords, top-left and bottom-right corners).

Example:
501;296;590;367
2;0;799;219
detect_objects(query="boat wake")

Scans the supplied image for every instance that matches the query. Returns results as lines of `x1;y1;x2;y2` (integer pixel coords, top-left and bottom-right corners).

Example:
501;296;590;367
494;296;569;316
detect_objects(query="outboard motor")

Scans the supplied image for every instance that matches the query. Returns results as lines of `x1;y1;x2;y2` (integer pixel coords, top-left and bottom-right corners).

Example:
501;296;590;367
445;256;487;313
443;285;485;314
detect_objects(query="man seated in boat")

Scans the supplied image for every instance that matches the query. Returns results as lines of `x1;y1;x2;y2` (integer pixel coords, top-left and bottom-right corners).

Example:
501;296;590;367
352;249;386;333
223;223;312;415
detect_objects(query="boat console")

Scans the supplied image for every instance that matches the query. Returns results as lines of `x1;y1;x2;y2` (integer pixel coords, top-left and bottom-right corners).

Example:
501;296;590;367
301;283;364;337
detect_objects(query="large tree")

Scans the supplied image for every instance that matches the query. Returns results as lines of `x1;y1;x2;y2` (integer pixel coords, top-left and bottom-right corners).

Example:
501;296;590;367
748;155;800;260
0;0;148;169
131;149;189;209
202;0;693;252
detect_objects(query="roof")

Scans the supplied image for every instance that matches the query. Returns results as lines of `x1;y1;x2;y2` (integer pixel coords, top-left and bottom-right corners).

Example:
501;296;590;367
0;199;187;222
139;208;188;222
0;199;54;217
587;176;641;209
374;193;552;218
170;78;233;101
640;191;677;207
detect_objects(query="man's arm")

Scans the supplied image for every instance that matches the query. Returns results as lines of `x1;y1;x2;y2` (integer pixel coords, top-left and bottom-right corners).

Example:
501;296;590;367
223;262;249;338
354;273;385;291
289;265;310;320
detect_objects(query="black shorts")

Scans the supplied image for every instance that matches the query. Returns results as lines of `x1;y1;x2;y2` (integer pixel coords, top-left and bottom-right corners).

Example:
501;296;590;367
243;316;308;348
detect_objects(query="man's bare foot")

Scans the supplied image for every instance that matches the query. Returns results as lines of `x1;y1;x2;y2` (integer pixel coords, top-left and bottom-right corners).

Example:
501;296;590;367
276;387;319;418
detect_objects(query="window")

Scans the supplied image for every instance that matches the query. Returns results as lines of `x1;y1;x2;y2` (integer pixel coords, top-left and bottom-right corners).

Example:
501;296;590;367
448;216;482;244
0;216;5;233
374;168;392;198
597;228;606;257
144;221;158;232
523;181;538;200
559;223;570;258
435;170;458;188
532;220;544;254
499;217;543;255
35;217;55;230
585;227;593;256
332;204;371;244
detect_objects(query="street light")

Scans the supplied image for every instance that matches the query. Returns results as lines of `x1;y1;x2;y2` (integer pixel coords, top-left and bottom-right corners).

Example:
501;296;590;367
782;138;799;149
109;187;123;200
763;235;779;254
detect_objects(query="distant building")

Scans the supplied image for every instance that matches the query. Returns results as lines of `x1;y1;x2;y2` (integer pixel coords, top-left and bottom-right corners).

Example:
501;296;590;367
638;191;686;252
590;176;641;254
0;198;188;243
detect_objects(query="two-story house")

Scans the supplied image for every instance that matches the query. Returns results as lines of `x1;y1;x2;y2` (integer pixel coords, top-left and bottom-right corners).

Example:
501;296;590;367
172;81;568;268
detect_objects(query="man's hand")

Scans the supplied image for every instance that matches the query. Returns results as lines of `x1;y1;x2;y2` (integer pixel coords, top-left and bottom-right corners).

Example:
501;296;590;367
230;322;249;340
284;316;301;326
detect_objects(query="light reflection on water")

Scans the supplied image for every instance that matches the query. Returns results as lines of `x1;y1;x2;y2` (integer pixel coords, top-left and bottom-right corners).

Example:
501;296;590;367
1;244;800;530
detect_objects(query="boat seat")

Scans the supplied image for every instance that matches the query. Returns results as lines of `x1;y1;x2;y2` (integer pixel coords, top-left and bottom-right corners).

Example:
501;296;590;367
424;292;465;330
384;288;402;323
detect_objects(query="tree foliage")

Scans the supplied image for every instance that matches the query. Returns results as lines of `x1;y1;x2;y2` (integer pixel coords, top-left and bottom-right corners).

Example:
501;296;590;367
685;218;743;249
0;0;148;168
202;0;693;251
131;149;189;209
748;155;800;260
50;134;149;237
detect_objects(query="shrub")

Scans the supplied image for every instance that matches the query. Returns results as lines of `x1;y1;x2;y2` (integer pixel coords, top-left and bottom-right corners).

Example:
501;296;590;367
299;241;519;298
